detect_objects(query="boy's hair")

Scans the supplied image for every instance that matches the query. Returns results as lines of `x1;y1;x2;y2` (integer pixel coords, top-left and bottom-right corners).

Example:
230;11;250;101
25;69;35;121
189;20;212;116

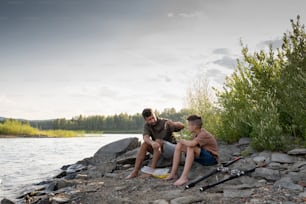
142;108;154;119
187;115;203;128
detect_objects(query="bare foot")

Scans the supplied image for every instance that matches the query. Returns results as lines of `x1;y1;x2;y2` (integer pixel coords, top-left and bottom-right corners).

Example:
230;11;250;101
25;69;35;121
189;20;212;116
163;174;178;181
139;173;151;179
173;177;189;186
126;171;138;179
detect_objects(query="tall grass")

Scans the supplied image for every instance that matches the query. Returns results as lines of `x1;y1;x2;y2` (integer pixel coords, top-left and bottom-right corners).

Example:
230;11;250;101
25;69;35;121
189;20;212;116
0;120;83;137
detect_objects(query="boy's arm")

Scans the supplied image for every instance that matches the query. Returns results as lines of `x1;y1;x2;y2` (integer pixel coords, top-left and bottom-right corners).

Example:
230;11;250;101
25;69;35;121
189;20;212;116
180;139;199;147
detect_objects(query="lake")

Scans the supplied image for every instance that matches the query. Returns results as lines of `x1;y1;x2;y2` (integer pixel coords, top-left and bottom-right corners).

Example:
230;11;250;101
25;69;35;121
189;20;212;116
0;134;142;201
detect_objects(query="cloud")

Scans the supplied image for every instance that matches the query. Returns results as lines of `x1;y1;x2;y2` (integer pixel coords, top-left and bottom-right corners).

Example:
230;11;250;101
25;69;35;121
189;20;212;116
167;11;203;18
158;74;172;83
205;69;227;84
257;38;283;49
167;13;174;18
213;56;237;69
179;11;202;18
212;48;231;55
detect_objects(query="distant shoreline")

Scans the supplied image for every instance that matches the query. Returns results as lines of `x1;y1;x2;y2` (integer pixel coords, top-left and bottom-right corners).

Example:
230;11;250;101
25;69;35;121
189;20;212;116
0;135;76;138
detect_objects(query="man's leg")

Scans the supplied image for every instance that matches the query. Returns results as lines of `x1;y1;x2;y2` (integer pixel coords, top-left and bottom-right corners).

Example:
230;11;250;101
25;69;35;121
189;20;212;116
164;142;187;180
126;142;152;179
173;146;201;186
150;139;163;169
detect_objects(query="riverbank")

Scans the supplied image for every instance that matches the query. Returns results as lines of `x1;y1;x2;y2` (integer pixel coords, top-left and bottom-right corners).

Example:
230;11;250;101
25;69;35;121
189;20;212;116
0;120;84;138
2;137;306;204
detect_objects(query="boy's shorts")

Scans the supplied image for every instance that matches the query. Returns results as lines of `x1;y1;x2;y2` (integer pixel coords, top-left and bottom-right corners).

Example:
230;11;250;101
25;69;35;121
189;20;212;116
194;148;217;166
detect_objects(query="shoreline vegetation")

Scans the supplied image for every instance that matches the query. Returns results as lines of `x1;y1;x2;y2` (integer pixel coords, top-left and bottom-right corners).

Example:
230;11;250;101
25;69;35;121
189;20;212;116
0;120;86;138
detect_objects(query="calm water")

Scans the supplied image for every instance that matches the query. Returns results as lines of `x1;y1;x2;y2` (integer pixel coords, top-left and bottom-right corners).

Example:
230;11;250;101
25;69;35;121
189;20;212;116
0;134;141;201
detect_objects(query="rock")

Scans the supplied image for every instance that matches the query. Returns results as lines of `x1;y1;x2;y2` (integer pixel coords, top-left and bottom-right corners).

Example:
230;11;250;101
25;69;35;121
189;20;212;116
253;156;267;163
287;172;301;183
55;179;80;190
288;148;306;155
66;163;86;174
223;183;255;190
271;153;294;164
252;168;281;181
156;156;173;168
218;144;241;162
256;179;268;186
45;181;56;192
290;161;306;171
238;137;251;146
160;190;182;200
273;177;304;191
92;137;139;165
268;162;281;170
87;161;117;178
114;186;128;191
75;174;88;180
153;200;169;204
257;151;271;163
51;194;71;203
241;145;256;156
0;199;15;204
116;148;138;164
170;196;203;204
223;189;254;198
299;191;306;198
104;173;118;178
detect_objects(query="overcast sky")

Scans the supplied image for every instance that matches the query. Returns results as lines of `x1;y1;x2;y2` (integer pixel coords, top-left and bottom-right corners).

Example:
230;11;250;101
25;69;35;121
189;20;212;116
0;0;305;120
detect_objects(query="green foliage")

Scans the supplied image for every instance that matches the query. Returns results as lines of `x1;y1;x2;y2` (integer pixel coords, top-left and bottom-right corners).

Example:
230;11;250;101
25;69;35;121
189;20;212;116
185;75;221;137
0;120;82;137
216;16;306;150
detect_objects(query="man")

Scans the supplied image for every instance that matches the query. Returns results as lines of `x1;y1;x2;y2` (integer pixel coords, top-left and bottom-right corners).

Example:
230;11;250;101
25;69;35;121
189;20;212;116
165;115;218;186
126;108;184;179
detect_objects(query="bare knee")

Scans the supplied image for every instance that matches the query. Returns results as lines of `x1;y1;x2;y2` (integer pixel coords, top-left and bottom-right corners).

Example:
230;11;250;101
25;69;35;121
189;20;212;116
187;146;195;153
176;142;183;150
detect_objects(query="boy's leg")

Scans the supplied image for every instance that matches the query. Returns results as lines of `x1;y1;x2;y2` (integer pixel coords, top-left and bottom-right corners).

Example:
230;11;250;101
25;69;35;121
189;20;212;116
126;142;153;179
165;142;187;180
173;146;201;186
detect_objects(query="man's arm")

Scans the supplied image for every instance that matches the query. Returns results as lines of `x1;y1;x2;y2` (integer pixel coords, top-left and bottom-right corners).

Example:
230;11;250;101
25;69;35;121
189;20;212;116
164;120;185;130
143;135;160;149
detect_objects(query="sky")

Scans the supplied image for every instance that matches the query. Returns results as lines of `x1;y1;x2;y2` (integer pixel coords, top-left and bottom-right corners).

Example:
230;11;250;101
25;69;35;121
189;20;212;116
0;0;305;120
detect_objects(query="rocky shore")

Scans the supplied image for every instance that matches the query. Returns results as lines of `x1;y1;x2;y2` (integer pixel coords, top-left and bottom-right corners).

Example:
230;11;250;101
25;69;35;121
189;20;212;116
2;137;306;204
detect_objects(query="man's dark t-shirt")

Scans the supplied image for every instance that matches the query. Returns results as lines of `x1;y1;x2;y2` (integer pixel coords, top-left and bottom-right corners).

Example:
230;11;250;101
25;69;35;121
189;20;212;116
143;118;182;144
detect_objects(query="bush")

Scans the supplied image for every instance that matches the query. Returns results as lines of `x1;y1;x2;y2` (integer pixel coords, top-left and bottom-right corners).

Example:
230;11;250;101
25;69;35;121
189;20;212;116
216;16;305;150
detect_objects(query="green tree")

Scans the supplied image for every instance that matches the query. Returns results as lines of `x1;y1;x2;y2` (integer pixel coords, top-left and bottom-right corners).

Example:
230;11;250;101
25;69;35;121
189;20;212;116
217;16;305;150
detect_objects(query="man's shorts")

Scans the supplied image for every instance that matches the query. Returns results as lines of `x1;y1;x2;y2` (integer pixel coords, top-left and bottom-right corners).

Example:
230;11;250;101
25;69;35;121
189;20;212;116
162;141;176;159
162;141;185;162
194;148;217;166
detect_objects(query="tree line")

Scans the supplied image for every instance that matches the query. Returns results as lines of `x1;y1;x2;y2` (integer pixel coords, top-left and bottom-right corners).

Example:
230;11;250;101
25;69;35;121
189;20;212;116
29;108;190;133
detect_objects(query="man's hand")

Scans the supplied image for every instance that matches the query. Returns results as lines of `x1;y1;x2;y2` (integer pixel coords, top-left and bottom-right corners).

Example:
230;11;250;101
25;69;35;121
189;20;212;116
151;141;161;150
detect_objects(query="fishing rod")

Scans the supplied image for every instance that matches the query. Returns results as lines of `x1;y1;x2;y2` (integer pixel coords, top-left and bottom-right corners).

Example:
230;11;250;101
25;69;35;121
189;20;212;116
185;156;242;189
199;162;266;192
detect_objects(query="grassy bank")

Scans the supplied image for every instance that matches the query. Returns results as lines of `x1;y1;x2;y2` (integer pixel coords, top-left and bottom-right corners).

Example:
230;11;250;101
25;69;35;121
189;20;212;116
0;120;84;137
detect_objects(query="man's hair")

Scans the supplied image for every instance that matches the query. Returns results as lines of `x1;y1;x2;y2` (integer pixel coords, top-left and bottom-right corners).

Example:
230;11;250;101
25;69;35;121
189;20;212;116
142;108;154;119
187;115;203;128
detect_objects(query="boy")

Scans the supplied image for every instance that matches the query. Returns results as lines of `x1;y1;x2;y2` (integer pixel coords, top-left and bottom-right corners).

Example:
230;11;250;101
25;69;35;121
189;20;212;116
165;115;218;186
